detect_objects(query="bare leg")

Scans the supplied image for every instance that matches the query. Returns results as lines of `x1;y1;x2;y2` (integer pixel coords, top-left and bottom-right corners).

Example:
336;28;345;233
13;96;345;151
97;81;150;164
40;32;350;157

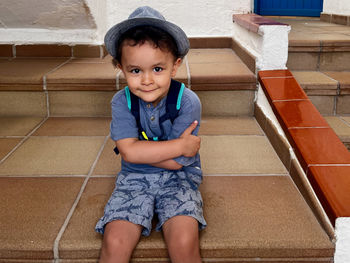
162;215;201;263
99;220;142;263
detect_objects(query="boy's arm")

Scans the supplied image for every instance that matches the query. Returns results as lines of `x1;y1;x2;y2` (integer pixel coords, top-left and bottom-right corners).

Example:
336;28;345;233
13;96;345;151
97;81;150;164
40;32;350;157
144;89;202;170
166;89;202;168
116;121;200;164
150;159;183;170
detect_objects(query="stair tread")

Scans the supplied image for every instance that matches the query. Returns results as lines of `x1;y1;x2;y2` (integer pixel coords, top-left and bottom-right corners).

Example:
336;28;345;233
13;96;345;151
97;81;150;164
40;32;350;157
274;17;350;48
322;71;350;95
0;117;286;176
0;176;334;260
292;70;350;95
292;71;338;92
0;49;256;91
324;116;350;142
0;58;68;89
290;70;350;115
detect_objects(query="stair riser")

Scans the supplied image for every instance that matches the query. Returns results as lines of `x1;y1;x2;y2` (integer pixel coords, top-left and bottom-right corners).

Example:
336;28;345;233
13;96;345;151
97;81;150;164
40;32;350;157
287;51;350;71
0;90;256;117
309;95;350;115
0;91;47;117
1;89;347;120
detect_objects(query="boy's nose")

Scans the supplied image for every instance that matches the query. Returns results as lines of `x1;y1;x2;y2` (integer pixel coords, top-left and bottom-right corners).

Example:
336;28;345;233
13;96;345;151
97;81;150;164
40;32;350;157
141;72;154;85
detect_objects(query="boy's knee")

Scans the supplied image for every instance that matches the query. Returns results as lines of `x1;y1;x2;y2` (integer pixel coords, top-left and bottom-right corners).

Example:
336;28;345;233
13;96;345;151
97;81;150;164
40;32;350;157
168;231;199;255
104;233;129;250
102;226;139;257
101;233;134;262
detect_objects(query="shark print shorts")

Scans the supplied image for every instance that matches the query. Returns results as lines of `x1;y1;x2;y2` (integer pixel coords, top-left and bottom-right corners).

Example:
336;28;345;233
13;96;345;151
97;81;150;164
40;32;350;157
95;170;207;236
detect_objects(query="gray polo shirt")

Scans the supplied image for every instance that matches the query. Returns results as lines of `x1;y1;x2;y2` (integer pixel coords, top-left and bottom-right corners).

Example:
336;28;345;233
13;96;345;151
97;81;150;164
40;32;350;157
110;85;202;174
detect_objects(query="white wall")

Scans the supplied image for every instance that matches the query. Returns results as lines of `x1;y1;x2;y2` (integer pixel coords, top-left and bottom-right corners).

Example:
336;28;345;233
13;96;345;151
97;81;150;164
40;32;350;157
106;0;252;37
0;0;253;44
323;0;350;16
0;0;98;44
335;218;350;263
85;0;107;43
2;0;350;45
232;22;290;71
0;0;96;29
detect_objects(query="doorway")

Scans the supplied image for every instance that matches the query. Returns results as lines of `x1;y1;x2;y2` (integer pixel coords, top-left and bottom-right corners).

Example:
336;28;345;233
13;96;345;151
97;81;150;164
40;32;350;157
255;0;323;17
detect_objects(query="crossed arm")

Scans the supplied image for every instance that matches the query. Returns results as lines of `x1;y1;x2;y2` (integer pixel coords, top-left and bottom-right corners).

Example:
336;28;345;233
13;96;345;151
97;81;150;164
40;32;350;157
115;121;201;170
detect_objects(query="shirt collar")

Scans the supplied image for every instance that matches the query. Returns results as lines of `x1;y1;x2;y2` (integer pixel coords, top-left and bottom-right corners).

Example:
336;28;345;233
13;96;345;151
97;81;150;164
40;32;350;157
140;95;167;110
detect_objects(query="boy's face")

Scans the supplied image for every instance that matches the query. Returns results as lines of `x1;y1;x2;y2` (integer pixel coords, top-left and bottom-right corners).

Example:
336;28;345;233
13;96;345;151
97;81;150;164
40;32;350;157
118;40;182;107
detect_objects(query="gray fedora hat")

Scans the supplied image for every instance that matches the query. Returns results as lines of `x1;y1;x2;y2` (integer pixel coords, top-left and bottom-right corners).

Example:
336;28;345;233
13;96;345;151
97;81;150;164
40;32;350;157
104;6;190;59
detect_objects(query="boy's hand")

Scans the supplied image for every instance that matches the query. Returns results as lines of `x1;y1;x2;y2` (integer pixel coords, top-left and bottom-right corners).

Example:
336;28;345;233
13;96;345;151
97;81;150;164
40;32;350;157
180;121;201;157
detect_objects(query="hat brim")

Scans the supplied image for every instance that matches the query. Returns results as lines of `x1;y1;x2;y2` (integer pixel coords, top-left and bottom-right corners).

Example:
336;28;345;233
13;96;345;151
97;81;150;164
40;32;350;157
104;17;189;60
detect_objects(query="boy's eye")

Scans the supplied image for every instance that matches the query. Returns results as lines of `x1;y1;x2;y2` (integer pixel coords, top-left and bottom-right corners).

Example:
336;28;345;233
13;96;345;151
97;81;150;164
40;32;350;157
131;69;140;74
154;67;163;72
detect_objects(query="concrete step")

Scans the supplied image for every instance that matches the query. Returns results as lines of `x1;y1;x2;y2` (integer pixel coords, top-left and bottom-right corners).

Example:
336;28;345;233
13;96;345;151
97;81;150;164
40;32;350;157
273;18;350;71
292;70;350;115
291;70;350;150
0;49;256;117
324;116;350;151
0;116;334;262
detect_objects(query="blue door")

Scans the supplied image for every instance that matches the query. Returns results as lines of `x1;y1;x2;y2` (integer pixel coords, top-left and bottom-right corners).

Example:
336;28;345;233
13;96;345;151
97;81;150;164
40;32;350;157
255;0;323;17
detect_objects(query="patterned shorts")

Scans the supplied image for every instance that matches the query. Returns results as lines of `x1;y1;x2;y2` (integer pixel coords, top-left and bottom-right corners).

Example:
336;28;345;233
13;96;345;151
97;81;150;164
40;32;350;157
95;170;207;236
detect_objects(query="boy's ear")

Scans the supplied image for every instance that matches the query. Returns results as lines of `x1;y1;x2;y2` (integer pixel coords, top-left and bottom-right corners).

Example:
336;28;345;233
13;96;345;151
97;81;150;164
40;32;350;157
112;58;121;69
171;58;182;77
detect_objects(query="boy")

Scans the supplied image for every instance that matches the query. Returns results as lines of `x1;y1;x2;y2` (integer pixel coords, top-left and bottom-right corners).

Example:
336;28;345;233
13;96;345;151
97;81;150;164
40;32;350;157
95;6;206;263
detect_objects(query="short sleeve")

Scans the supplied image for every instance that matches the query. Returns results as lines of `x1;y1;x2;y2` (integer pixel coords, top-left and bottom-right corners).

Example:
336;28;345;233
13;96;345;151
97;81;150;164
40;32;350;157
169;88;201;166
110;90;139;141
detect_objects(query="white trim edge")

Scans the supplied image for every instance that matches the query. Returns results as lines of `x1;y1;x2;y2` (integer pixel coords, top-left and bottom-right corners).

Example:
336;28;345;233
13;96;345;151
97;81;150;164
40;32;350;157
335;217;350;263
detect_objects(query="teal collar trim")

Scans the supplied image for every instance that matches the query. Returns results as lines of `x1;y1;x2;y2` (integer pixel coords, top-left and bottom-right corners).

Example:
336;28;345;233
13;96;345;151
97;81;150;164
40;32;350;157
176;83;185;110
124;86;131;110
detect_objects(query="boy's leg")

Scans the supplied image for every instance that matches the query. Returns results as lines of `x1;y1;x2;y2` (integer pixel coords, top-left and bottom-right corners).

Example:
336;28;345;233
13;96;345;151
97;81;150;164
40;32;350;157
99;220;142;263
162;215;202;263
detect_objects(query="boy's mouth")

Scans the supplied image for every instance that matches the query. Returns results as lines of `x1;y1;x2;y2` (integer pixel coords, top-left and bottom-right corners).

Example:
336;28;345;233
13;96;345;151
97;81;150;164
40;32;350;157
141;88;157;93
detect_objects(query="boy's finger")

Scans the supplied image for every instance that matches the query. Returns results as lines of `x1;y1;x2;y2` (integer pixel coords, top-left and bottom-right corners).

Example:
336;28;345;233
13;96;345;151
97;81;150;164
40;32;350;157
183;120;198;135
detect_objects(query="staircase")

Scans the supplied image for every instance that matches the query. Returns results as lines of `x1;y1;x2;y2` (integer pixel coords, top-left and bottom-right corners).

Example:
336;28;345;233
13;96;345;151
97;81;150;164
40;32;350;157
276;17;350;151
0;43;335;262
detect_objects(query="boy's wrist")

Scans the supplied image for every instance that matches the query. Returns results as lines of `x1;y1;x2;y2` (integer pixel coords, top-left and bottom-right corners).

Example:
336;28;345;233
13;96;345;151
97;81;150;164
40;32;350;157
175;137;185;156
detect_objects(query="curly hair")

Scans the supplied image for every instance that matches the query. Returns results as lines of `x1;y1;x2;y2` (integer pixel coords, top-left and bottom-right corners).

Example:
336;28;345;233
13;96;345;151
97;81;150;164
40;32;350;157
113;25;180;66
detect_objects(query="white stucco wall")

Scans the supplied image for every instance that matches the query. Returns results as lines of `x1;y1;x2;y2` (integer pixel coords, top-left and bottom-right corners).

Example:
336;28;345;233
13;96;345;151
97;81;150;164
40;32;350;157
0;0;98;44
335;218;350;263
2;0;350;44
257;25;290;71
232;22;290;71
0;0;96;29
323;0;350;16
0;0;252;44
85;0;107;43
106;0;252;37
